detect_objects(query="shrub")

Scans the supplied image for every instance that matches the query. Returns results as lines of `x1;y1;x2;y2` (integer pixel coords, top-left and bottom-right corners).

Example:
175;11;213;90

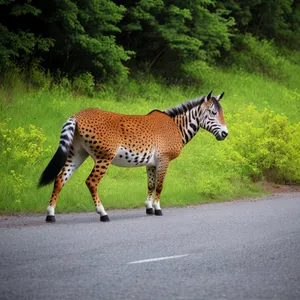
229;34;288;80
72;72;95;96
181;60;213;85
0;123;51;202
29;65;52;90
0;123;50;166
225;106;300;183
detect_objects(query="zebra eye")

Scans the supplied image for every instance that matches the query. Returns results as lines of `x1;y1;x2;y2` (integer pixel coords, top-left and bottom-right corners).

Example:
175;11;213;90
211;110;217;116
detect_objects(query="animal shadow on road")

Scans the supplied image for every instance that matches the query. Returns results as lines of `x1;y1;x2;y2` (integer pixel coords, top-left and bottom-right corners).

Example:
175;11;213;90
0;209;153;229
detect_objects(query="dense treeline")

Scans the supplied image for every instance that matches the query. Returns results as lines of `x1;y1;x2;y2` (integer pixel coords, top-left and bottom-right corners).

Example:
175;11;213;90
1;0;300;82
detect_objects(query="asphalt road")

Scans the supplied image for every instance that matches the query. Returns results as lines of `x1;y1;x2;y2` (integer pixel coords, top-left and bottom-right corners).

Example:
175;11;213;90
1;193;300;300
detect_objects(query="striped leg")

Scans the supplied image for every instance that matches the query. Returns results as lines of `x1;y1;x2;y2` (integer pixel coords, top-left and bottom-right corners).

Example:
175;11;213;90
153;158;170;216
46;145;88;222
145;166;156;215
86;158;113;222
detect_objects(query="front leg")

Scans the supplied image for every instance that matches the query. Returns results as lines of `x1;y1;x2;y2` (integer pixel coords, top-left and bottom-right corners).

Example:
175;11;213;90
153;157;170;216
145;166;156;215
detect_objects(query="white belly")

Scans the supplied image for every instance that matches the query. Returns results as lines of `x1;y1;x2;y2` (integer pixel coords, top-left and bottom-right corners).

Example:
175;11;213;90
111;146;156;168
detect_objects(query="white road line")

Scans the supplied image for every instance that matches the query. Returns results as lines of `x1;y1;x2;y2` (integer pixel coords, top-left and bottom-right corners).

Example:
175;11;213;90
127;254;189;264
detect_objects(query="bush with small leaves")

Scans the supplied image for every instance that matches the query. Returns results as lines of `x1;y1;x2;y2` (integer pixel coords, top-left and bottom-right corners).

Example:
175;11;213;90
0;123;51;202
224;106;300;183
72;72;95;97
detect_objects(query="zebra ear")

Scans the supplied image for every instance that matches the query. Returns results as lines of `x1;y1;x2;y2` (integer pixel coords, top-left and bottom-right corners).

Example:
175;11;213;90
216;92;224;101
205;90;213;102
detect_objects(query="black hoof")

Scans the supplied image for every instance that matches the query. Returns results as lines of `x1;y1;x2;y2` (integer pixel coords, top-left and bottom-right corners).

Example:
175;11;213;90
100;215;110;222
146;208;154;215
46;215;56;222
155;209;163;216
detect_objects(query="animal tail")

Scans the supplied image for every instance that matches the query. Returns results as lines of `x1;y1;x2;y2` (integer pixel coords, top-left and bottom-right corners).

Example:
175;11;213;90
38;117;77;187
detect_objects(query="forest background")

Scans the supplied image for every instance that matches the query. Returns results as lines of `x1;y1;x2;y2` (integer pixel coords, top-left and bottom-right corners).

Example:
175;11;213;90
0;0;300;214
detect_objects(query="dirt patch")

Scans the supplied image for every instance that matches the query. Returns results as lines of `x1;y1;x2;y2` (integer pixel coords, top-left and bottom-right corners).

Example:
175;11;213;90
263;181;300;193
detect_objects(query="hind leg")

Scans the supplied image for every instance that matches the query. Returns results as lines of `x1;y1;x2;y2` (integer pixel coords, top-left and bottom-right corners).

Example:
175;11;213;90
86;157;114;222
46;144;88;222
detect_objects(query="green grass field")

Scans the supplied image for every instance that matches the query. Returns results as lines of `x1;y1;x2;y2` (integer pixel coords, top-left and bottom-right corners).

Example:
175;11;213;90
1;67;299;215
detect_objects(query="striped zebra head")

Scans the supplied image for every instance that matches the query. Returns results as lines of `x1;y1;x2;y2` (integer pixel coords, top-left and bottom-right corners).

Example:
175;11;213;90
164;91;228;145
200;91;228;141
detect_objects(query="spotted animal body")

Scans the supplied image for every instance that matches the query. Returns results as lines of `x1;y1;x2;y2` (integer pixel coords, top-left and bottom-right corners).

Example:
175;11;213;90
39;91;228;222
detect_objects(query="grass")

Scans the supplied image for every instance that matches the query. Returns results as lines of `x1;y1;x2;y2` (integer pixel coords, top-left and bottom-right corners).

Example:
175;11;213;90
0;66;299;215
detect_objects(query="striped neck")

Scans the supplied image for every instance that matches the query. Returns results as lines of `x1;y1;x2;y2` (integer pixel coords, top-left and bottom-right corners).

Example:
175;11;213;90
164;97;206;145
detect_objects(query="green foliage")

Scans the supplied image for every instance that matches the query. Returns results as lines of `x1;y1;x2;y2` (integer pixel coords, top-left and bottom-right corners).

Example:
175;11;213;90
187;1;234;60
29;66;53;90
1;0;300;82
0;0;54;67
225;106;300;183
218;0;300;50
181;60;213;85
0;123;51;206
72;72;95;96
226;34;300;88
230;35;285;77
67;0;132;80
0;123;50;167
2;170;32;205
118;0;233;78
0;0;131;81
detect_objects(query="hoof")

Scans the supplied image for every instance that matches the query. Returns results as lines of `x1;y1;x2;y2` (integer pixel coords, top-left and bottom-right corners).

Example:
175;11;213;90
146;208;154;215
155;209;163;216
46;215;56;222
100;215;110;222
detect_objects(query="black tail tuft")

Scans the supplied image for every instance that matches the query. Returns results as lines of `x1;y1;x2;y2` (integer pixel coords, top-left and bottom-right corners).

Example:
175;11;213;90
38;148;68;187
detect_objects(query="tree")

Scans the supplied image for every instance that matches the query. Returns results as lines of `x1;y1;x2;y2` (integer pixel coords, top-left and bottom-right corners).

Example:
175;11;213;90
0;0;132;81
116;0;234;76
0;0;54;68
218;0;300;49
